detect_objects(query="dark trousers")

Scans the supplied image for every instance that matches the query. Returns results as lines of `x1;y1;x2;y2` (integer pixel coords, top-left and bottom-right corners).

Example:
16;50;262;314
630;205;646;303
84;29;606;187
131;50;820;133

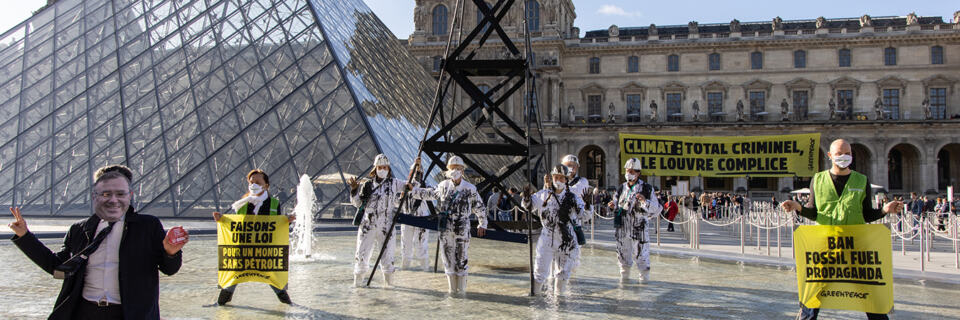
75;300;123;320
797;303;889;320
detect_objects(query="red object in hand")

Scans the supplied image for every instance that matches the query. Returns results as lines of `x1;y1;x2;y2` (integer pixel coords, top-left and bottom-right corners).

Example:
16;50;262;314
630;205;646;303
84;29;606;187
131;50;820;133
167;226;187;246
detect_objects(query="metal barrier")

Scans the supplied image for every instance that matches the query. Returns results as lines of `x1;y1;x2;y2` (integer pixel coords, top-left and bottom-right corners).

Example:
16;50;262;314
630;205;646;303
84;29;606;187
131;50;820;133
508;198;960;272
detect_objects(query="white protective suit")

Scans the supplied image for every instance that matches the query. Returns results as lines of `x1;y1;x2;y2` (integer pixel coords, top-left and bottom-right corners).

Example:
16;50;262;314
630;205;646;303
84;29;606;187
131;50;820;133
612;179;662;279
400;196;431;270
349;176;408;277
526;187;584;285
409;179;488;276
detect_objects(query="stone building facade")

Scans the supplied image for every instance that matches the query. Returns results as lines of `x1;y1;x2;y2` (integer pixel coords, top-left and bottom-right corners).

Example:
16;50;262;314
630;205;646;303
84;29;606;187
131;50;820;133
405;1;960;198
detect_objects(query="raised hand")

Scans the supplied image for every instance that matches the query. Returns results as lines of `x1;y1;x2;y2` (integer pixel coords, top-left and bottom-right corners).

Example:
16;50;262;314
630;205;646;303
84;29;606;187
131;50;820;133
780;200;802;213
347;177;359;191
163;226;189;256
883;201;903;215
212;211;222;221
7;207;27;237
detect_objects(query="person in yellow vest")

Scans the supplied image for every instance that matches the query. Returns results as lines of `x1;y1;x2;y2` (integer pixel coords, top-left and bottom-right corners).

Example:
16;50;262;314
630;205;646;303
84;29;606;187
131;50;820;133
212;169;296;306
780;139;902;320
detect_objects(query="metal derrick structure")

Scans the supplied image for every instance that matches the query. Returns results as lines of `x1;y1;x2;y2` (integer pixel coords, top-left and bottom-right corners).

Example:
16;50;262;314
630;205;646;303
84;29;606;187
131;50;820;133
419;0;546;295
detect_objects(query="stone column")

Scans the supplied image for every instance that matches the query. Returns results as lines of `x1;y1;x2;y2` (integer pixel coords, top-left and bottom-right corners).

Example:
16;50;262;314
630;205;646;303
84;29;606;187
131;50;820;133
874;141;890;191
607;137;621;188
551;75;561;123
734;177;748;193
921;141;939;193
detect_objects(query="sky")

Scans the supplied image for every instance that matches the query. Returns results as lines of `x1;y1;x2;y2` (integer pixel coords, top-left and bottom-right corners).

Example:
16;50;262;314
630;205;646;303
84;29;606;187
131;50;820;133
1;1;956;39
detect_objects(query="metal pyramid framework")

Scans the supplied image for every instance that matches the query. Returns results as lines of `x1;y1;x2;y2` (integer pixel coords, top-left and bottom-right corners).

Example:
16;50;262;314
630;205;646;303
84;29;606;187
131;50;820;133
0;0;452;217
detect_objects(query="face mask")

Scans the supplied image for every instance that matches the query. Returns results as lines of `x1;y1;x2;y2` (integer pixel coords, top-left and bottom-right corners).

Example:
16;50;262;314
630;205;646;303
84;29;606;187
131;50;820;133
445;169;462;180
625;173;637;182
553;181;566;191
832;154;852;169
248;183;263;195
376;169;389;179
565;166;577;177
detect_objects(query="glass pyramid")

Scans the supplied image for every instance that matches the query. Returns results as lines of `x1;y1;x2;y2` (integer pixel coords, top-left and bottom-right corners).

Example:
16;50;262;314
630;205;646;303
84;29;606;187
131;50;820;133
0;0;446;217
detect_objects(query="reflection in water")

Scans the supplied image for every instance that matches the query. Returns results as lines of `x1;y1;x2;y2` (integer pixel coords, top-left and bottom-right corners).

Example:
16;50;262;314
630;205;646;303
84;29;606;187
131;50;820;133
0;234;957;319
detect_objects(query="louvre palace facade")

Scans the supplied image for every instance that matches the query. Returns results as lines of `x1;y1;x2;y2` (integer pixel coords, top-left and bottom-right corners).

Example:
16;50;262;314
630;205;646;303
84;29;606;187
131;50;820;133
406;1;960;198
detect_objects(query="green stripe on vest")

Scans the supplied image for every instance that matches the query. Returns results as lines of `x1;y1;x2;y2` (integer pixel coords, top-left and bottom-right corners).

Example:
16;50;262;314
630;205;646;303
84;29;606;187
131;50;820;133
813;170;866;225
236;197;280;215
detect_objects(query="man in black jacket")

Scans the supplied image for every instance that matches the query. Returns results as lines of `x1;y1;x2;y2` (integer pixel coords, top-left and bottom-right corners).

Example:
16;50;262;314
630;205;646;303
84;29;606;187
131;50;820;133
7;165;187;320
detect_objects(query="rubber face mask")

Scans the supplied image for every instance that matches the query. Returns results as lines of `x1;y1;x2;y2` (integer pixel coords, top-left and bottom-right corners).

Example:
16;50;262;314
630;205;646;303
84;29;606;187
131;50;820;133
445;169;463;180
248;183;263;195
624;173;638;182
376;169;389;179
832;154;853;169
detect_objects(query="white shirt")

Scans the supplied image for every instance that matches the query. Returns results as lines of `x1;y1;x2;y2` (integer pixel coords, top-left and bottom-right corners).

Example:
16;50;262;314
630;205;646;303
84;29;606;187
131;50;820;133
82;216;125;304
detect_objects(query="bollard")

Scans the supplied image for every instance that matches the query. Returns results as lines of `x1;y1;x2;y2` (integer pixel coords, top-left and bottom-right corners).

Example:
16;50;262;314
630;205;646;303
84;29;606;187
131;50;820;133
901;207;907;256
766;210;771;256
920;218;926;272
740;211;750;254
777;208;782;258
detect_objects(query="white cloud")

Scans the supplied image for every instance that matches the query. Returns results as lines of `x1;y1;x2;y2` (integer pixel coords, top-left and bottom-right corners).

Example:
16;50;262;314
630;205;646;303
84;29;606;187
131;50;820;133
596;4;642;17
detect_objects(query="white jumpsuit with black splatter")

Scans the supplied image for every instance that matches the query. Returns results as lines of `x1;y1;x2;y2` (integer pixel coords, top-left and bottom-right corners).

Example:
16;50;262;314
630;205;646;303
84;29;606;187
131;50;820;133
612;180;662;274
400;197;431;265
410;179;487;276
350;177;407;276
526;189;584;283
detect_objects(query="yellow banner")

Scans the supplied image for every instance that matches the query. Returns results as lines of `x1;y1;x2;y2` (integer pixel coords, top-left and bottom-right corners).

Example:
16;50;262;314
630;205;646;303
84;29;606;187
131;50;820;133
793;224;894;314
618;133;820;177
217;214;289;289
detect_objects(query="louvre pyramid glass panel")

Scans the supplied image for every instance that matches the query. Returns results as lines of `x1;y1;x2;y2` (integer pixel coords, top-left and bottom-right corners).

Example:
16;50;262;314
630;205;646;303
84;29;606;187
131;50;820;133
0;0;458;217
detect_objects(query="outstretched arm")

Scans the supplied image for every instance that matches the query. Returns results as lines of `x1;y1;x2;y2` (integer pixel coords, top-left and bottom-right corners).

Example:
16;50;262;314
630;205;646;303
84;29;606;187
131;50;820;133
10;207;74;275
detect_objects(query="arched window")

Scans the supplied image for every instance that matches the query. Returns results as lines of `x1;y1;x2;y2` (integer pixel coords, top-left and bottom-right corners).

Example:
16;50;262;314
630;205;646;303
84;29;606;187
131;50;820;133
589;57;600;74
931;45;944;65
476;2;492;34
432;5;448;35
750;51;763;69
667;54;679;72
838;48;851;67
708;53;721;70
627;56;639;73
794;50;806;68
525;0;539;32
579;146;606;186
884;47;896;66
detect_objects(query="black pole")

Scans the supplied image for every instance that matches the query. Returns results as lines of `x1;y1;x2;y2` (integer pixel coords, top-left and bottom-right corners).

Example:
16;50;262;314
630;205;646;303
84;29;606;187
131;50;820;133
521;0;536;297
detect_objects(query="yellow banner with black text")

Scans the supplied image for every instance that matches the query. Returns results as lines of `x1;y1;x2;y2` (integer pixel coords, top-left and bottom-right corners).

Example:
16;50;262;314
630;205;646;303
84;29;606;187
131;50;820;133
217;214;289;289
794;224;894;314
618;133;820;177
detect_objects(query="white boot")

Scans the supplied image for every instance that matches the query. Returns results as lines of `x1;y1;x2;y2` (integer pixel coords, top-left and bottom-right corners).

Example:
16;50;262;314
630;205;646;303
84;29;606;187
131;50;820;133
554;278;568;296
383;272;395;287
457;275;467;296
639;269;650;284
446;274;457;294
619;267;631;284
354;274;363;287
533;281;545;296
